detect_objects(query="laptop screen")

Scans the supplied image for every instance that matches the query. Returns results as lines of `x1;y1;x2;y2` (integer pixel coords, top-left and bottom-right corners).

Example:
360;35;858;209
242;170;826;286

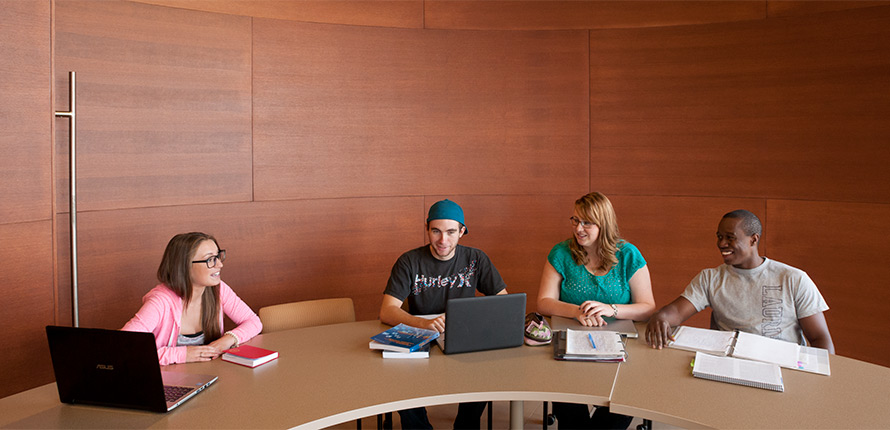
46;326;216;412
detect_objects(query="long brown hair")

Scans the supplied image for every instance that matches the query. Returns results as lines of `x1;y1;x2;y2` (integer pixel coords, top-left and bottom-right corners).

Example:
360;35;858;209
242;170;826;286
568;192;621;272
157;232;222;342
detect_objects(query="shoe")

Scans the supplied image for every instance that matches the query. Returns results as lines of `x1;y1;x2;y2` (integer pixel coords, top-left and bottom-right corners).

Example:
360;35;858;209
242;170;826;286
524;312;552;346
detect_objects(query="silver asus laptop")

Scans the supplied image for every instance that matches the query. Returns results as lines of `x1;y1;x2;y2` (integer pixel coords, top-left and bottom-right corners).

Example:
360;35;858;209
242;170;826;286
550;315;639;338
440;293;526;354
46;325;217;412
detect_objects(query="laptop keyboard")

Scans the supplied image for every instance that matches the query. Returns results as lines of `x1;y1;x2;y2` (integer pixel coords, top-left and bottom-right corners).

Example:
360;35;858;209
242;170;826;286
163;385;192;403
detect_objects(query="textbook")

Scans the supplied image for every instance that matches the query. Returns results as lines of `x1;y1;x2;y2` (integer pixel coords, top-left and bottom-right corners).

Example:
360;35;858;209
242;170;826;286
221;345;279;368
369;323;439;353
381;343;431;359
692;351;784;392
668;326;830;376
553;329;626;362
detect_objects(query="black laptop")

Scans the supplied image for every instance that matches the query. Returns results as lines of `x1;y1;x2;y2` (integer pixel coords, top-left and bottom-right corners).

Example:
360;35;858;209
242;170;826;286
440;293;526;354
45;325;217;413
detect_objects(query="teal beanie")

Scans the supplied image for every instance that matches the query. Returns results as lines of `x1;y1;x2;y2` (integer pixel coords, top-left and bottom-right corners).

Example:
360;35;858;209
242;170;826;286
426;199;467;234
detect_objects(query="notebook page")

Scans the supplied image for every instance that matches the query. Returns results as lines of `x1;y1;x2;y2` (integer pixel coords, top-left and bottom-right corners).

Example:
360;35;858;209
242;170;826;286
565;329;623;356
732;331;799;369
668;326;735;355
795;344;831;375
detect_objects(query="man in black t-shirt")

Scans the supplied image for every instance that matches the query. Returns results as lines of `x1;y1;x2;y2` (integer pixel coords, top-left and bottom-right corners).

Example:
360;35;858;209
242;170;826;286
379;199;508;430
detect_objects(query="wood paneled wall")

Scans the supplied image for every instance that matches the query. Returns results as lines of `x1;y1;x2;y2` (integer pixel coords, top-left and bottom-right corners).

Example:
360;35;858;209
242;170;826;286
2;0;889;398
54;1;253;212
252;20;589;200
136;0;425;28
422;0;767;30
589;7;890;203
1;0;52;223
0;0;55;397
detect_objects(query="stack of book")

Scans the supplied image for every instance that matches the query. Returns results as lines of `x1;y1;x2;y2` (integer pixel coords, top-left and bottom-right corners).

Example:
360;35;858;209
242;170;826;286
369;323;439;359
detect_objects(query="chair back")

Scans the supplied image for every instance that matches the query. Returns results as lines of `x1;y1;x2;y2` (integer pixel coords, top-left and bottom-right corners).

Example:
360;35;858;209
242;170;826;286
259;298;356;333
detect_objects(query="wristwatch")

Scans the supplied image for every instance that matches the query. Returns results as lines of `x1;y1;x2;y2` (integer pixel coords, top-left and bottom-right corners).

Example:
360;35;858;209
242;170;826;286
610;304;618;318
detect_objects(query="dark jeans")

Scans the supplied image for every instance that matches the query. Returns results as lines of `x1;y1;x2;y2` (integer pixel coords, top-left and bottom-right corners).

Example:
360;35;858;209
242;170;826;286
551;402;633;430
397;401;487;429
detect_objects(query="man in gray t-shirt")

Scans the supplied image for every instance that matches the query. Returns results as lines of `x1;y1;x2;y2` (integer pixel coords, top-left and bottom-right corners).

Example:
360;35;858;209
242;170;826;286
646;210;834;352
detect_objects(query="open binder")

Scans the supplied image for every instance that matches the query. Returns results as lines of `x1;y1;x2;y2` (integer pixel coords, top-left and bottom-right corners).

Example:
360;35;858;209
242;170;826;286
553;329;626;362
669;326;830;376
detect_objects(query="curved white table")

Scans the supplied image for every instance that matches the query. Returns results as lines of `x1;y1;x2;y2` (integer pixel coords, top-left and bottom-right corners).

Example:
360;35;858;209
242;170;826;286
0;320;617;429
2;320;889;429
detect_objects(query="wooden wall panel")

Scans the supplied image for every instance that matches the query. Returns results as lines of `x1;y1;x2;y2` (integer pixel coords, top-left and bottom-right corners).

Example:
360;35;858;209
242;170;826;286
0;0;51;224
0;221;55;399
54;0;252;212
55;198;421;328
768;200;890;367
590;6;890;204
132;0;423;28
768;1;890;18
425;0;765;30
611;195;768;329
253;20;589;200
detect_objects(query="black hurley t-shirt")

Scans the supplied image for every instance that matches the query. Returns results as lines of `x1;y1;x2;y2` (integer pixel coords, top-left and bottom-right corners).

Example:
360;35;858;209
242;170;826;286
384;245;507;315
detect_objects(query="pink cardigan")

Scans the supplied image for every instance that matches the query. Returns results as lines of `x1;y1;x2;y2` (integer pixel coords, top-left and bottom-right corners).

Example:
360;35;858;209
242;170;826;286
122;281;262;365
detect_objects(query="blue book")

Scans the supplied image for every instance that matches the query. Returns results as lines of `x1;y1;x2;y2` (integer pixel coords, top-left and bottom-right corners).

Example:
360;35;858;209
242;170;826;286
369;323;440;353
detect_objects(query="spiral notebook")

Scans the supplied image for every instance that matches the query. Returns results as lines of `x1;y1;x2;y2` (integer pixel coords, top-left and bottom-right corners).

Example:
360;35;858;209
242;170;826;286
692;351;784;392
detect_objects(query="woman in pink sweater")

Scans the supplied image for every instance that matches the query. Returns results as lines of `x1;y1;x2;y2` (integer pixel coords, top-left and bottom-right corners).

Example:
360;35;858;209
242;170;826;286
123;232;262;365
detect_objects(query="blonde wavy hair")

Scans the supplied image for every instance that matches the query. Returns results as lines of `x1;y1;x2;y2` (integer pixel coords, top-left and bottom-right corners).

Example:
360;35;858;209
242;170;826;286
568;192;621;272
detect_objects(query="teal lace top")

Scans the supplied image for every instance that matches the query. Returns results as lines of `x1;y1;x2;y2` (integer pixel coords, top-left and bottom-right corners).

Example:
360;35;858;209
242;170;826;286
547;239;646;306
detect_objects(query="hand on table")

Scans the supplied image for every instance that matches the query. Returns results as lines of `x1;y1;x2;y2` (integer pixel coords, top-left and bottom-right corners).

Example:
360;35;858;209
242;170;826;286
645;316;674;349
416;314;445;333
186;345;223;362
576;301;610;327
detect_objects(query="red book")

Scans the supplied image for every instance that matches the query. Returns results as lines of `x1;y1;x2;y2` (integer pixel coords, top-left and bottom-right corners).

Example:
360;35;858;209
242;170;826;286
221;345;278;368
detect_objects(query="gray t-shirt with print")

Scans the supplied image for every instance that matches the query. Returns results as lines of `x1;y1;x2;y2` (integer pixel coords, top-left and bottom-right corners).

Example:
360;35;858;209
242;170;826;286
681;257;829;346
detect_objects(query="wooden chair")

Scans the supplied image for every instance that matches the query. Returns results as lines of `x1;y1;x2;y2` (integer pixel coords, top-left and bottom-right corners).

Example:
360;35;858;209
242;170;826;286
258;298;356;333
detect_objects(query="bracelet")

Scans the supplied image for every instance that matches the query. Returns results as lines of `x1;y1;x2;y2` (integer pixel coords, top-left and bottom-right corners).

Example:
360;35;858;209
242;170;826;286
610;304;618;318
225;331;240;348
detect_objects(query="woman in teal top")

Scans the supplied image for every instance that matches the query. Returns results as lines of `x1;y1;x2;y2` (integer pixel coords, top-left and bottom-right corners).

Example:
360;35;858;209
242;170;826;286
538;192;655;326
548;239;646;308
537;192;656;430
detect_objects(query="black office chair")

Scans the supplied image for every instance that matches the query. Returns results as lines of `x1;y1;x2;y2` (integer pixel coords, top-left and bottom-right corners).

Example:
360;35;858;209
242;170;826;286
375;412;392;429
542;403;651;430
371;402;493;429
